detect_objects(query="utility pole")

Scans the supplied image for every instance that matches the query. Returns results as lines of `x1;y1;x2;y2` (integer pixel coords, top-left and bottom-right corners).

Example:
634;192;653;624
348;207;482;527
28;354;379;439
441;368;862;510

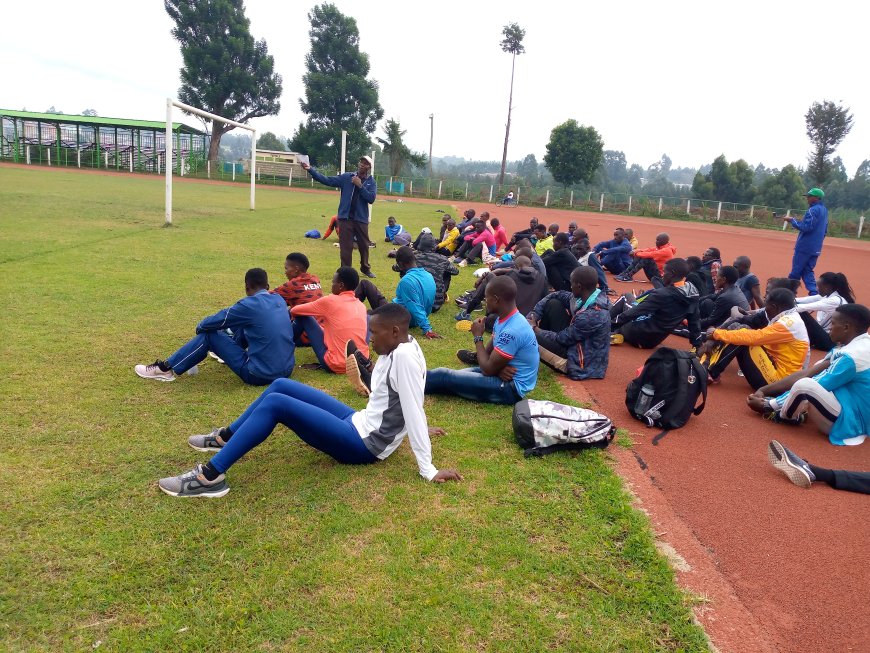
428;113;434;178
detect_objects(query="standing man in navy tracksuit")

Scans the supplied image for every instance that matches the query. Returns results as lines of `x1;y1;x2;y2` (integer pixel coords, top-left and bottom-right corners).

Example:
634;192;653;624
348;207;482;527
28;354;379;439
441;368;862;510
785;187;828;295
303;156;378;279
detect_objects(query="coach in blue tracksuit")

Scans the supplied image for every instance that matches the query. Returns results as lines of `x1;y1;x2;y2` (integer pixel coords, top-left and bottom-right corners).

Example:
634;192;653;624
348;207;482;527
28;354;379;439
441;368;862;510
785;187;828;295
303;156;378;278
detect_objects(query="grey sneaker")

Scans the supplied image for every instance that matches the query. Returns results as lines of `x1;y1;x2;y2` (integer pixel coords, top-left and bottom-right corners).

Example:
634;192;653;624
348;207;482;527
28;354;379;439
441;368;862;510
188;429;227;452
158;464;229;498
135;360;176;382
767;440;815;489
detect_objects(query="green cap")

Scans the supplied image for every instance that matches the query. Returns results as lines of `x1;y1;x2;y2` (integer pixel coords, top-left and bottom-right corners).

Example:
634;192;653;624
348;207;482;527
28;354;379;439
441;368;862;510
805;187;825;199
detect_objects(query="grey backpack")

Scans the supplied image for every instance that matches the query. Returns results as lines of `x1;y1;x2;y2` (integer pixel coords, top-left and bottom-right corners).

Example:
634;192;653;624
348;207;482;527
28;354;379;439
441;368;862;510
512;399;615;457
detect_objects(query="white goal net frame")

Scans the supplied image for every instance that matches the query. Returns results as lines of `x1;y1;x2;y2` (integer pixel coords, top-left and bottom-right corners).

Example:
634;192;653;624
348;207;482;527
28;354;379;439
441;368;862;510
165;98;257;225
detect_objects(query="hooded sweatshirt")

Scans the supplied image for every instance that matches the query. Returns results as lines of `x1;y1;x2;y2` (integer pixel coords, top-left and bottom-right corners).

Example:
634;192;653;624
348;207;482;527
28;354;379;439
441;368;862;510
414;234;459;312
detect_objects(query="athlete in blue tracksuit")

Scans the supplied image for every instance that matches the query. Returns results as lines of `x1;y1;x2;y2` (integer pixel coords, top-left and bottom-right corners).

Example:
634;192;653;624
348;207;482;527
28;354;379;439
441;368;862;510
786;188;828;295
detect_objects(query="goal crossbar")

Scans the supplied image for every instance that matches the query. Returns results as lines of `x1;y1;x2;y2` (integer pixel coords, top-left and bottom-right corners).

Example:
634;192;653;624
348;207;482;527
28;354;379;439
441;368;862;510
165;98;257;225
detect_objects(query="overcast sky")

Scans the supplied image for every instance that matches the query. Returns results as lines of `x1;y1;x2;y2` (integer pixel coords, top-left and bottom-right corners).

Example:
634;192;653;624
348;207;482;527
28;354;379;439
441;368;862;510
2;0;867;175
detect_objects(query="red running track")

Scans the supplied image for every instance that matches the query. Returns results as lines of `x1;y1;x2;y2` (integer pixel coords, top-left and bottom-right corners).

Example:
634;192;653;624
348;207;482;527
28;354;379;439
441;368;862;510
459;201;870;653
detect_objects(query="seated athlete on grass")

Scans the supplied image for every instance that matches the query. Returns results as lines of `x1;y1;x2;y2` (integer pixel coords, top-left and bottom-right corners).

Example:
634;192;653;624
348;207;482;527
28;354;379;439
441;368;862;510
392;246;441;339
290;266;369;373
157;304;462;498
425;276;539;405
135;268;295;386
747;303;870;446
271;252;323;310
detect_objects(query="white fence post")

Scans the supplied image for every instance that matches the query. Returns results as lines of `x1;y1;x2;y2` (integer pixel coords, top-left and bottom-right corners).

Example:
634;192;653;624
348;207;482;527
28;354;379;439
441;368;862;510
232;164;236;182
783;209;791;230
686;199;691;215
658;197;663;215
489;185;493;202
104;151;108;168
207;160;210;179
47;149;51;166
26;145;31;164
410;180;413;196
516;188;521;205
749;205;755;220
465;182;468;199
180;156;185;177
438;180;442;198
569;190;574;207
77;150;81;168
157;154;161;175
288;168;292;187
129;153;133;173
717;201;722;221
545;189;550;207
599;193;604;212
339;130;347;174
859;216;865;239
388;176;393;193
628;195;632;213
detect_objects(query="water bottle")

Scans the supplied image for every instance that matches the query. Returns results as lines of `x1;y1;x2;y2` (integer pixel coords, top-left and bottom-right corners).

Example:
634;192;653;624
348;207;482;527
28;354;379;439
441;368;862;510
634;384;655;416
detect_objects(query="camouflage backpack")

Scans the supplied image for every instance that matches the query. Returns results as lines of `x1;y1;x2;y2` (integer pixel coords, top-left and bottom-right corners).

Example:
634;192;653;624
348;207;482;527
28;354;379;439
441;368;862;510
512;399;615;457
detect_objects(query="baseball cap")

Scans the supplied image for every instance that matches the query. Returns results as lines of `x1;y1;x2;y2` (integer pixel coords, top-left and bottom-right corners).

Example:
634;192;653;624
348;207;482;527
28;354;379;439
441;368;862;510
805;187;824;199
421;227;432;234
360;155;373;166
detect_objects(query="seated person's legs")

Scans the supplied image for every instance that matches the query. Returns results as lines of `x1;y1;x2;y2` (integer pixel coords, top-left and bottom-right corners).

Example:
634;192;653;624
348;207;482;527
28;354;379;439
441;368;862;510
704;341;741;380
539;297;571;332
735;344;779;390
355;278;387;310
778;376;841;435
615;257;642;279
425;367;519;405
640;259;662;286
536;329;569;373
798;312;835;351
293;315;332;371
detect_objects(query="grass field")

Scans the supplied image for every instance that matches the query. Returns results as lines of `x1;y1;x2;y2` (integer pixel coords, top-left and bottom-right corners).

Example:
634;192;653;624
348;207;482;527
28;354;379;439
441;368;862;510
0;166;709;652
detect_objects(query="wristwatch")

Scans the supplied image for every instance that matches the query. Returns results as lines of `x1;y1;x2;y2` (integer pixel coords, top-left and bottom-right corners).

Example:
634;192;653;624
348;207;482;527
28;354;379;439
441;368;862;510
473;335;484;343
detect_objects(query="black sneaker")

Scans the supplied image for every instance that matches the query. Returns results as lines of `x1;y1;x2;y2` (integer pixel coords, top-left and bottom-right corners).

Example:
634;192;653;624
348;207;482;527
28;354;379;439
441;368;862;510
456;349;478;366
158;464;229;498
767;440;815;488
345;339;372;396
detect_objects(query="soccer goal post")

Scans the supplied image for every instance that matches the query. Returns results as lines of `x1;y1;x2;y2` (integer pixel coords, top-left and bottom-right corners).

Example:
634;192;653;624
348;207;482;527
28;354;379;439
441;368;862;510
164;98;257;226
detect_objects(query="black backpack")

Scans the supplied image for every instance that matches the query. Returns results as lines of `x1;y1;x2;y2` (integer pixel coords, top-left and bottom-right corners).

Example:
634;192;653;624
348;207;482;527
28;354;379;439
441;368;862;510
512;399;615;457
625;348;707;430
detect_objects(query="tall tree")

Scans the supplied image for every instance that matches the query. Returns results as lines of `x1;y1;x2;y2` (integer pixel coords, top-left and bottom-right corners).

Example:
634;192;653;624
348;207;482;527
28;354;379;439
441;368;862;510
256;132;286;151
805;100;854;186
376;119;427;177
516;153;539;184
165;0;282;163
543;120;603;188
290;3;383;168
498;23;526;185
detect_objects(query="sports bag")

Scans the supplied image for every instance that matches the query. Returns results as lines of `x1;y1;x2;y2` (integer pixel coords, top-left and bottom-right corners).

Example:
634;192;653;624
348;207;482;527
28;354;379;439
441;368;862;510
512;399;615;457
625;347;707;430
304;229;322;239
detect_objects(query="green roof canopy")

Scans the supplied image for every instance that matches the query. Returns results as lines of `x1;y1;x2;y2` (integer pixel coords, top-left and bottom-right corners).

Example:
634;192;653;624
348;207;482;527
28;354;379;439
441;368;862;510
0;109;206;135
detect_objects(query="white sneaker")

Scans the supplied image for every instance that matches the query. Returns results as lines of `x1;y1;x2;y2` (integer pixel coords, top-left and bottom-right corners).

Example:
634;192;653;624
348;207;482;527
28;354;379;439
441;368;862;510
457;259;468;267
208;352;225;364
135;361;176;382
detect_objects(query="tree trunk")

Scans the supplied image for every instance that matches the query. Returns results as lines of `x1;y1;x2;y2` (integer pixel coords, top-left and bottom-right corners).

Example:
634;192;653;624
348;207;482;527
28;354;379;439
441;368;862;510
207;123;233;162
499;53;516;186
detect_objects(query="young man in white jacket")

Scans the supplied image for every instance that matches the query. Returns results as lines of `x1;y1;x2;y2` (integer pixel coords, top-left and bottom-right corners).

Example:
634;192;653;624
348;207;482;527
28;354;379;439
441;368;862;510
158;304;462;497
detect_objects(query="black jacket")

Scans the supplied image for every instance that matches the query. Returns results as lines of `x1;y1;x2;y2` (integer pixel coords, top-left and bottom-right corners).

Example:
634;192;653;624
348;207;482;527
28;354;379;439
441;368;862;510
415;235;459;312
615;283;701;347
700;284;749;329
542;248;579;291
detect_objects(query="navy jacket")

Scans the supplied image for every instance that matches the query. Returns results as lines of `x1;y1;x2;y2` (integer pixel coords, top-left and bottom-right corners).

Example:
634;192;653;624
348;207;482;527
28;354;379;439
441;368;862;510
307;168;376;223
790;202;828;255
196;290;295;380
593;238;632;268
530;290;611;380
